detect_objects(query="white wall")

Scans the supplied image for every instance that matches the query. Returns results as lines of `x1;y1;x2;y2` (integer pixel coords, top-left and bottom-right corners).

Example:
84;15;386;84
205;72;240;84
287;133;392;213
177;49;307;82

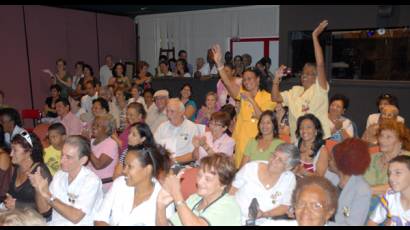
135;5;280;74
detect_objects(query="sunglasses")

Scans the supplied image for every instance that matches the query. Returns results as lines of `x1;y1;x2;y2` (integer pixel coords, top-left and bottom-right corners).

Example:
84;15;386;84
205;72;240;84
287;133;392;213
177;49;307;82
19;131;33;147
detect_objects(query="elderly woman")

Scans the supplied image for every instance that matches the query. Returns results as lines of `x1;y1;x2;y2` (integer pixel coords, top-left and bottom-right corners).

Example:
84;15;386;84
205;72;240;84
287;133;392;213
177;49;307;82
293;114;329;177
192;111;235;164
94;144;173;226
328;138;372;226
212;45;277;168
240;110;284;168
80;98;110;138
231;143;300;225
366;93;405;128
328;94;354;142
262;175;338;226
2;132;52;218
88;114;119;192
113;122;157;180
362;104;401;145
195;92;220;126
364;119;410;211
156;153;241;226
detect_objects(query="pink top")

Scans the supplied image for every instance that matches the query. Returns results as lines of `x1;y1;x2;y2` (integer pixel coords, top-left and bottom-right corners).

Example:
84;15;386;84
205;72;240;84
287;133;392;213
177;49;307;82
197;132;235;163
88;137;119;192
216;78;242;107
58;112;82;136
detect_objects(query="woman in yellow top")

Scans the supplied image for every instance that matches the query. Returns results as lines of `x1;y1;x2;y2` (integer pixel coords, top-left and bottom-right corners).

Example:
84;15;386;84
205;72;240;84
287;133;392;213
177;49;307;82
211;45;276;168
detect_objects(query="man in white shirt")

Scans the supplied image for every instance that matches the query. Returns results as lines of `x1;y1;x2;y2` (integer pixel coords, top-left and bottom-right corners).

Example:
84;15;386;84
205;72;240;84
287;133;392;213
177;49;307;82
146;90;169;133
81;80;99;113
154;98;203;164
99;55;114;87
0;107;26;147
29;135;104;226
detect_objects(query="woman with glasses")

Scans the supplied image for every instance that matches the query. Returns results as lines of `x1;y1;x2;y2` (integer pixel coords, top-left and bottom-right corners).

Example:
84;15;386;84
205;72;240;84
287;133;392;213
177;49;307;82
211;45;277;169
262;175;338;226
2;132;52;218
192;111;235;165
240;110;284;168
94;144;174;226
271;20;331;143
230;143;300;225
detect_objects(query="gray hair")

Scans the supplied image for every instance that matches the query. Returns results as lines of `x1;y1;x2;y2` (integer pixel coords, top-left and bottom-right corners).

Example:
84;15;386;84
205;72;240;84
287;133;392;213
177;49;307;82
94;114;116;136
168;98;185;112
64;135;91;160
275;143;300;170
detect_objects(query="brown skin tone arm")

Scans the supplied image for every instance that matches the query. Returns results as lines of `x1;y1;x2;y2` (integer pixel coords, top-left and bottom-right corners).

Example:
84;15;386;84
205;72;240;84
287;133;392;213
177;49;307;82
89;153;113;170
312;20;329;90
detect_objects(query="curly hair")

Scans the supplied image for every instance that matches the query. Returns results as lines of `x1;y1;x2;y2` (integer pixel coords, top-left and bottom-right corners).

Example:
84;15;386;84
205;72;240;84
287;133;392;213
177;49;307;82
11;132;44;164
377;119;410;151
333;138;370;175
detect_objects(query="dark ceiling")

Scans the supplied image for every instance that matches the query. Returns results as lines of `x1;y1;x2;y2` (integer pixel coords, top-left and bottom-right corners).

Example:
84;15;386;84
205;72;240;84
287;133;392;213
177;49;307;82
54;5;245;18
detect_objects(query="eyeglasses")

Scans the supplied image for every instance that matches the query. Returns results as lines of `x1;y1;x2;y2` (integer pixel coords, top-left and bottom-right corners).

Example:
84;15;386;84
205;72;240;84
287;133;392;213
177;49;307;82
294;201;325;213
19;131;33;147
209;121;224;127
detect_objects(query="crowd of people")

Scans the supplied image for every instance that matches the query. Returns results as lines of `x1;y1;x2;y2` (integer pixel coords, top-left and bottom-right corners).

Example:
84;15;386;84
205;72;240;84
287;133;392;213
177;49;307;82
0;20;409;226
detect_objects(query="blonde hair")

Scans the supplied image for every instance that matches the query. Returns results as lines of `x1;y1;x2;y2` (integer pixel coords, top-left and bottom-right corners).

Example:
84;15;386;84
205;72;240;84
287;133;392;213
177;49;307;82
0;208;46;226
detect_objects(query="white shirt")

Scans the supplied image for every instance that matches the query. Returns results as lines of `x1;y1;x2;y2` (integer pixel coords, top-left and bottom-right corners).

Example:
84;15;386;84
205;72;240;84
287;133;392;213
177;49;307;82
233;161;296;225
94;176;175;226
366;113;405;128
72;74;84;90
81;93;99;114
154;119;203;157
328;116;354;140
370;190;410;226
48;166;104;226
145;105;167;133
99;65;113;87
199;63;217;76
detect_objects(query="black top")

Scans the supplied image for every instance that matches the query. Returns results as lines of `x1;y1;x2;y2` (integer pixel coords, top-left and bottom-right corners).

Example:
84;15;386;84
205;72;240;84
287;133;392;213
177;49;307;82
45;96;59;118
8;163;52;215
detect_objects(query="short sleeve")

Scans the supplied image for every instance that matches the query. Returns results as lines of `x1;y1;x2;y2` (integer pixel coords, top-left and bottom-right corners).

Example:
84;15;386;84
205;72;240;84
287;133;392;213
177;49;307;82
104;139;119;160
279;173;296;206
369;196;388;224
200;195;241;226
232;163;249;189
280;90;290;107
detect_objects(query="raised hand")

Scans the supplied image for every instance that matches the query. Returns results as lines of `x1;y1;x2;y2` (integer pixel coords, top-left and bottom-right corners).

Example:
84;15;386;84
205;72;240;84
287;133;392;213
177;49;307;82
312;20;328;38
274;65;288;82
211;44;223;66
28;167;50;199
157;188;174;207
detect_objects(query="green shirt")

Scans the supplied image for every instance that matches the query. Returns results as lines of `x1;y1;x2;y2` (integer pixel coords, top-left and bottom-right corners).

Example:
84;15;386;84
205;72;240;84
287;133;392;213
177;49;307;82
364;150;410;186
169;193;241;226
244;138;284;161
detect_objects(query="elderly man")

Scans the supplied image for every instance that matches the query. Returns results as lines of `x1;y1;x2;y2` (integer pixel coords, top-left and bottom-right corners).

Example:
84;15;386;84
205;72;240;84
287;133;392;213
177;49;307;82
146;89;169;133
29;135;104;226
154;98;203;164
55;98;82;136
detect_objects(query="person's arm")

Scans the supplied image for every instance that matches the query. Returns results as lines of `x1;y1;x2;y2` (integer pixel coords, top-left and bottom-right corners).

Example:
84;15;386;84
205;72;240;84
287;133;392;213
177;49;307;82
240;92;263;119
314;147;329;177
156;188;174;226
370;184;390;196
175;152;193;164
240;155;250;169
312;20;329;90
56;75;72;88
184;105;196;120
211;44;240;99
271;66;287;103
89;153;114;170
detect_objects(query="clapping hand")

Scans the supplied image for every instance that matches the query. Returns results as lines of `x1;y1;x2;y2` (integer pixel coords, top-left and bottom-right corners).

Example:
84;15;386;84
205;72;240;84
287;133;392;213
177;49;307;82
312;20;328;37
4;193;16;210
28;167;50;199
157;188;174;207
162;171;184;200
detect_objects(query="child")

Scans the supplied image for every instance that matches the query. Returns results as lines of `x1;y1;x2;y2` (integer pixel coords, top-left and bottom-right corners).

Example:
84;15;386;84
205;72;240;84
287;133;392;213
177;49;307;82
43;123;66;176
368;155;410;226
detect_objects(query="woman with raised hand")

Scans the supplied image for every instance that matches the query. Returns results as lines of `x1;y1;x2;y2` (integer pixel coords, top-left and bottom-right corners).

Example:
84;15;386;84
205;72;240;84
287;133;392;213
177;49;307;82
211;44;276;168
271;20;331;143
